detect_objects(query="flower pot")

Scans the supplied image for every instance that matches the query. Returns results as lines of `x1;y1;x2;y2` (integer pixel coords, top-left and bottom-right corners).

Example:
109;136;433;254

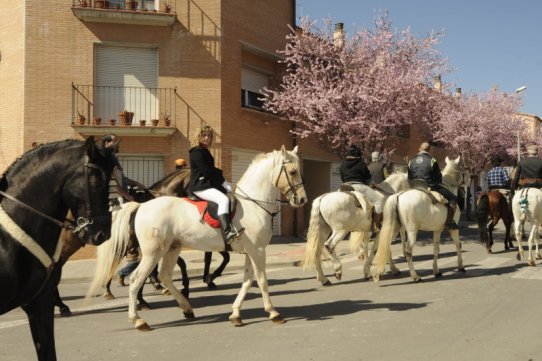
109;118;116;126
126;0;138;10
139;120;146;126
119;111;134;126
164;118;171;127
77;115;86;125
151;119;159;126
93;117;102;125
95;0;109;9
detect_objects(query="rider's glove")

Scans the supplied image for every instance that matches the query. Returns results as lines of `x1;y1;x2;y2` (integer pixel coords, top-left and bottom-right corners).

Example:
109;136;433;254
222;181;232;192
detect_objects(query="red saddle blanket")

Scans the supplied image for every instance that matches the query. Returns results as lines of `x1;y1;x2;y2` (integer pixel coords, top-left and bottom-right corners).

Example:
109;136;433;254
183;198;221;228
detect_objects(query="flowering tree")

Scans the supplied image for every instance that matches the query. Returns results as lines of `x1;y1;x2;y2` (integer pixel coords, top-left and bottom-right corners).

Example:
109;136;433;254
263;13;448;158
431;87;525;179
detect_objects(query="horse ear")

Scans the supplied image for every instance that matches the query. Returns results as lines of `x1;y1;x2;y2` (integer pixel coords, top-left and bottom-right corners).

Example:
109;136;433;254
292;145;298;155
84;136;99;160
445;156;450;164
455;156;461;164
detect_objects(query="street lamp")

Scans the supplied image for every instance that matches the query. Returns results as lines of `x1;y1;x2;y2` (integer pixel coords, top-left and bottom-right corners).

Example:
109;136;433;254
515;86;528;162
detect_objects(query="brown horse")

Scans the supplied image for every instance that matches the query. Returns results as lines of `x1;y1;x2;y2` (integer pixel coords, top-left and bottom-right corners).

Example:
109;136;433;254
476;190;514;253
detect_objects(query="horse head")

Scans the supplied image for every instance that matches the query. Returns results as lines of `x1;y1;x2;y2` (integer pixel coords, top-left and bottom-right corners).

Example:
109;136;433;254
443;155;464;188
62;137;116;245
275;145;307;207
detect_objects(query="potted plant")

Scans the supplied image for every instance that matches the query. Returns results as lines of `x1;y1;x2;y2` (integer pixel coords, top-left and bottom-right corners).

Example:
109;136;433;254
162;112;172;127
126;0;138;10
109;118;116;126
93;117;102;125
164;1;172;13
77;0;89;7
77;112;86;125
119;110;134;126
94;0;109;9
139;119;146;126
151;119;159;126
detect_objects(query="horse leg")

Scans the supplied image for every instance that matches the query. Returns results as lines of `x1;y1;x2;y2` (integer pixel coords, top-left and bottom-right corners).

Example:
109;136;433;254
328;231;348;280
53;285;72;317
176;256;190;298
487;220;495;253
514;220;525;261
159;249;194;319
127;255;160;331
527;223;537;266
450;228;465;272
315;247;331;286
209;251;230;285
248;247;284;324
22;287;57;361
230;254;254;326
432;231;443;277
404;231;421;282
103;278;115;300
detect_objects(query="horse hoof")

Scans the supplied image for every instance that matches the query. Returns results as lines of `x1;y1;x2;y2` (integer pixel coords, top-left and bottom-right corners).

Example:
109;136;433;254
487;249;493;254
183;311;195;319
516;253;522;261
528;261;536;267
59;307;72;317
414;278;423;283
135;321;152;332
230;317;244;327
372;275;380;283
322;280;332;286
271;315;287;324
103;292;115;300
207;281;217;290
434;272;443;278
458;267;466;273
334;272;342;280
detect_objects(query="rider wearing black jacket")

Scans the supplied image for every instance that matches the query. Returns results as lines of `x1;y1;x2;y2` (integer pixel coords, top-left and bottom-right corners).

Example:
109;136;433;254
408;142;458;230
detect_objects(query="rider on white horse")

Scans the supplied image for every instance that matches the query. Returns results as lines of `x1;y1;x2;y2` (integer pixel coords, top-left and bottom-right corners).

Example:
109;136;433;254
368;151;390;185
188;125;243;246
408;142;459;230
512;144;542;190
340;144;384;231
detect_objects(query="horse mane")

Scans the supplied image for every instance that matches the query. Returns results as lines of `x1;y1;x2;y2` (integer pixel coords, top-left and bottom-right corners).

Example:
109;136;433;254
0;139;83;191
149;169;184;189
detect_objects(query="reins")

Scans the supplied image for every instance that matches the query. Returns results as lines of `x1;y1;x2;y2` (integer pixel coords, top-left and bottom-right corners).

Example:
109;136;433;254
234;186;285;218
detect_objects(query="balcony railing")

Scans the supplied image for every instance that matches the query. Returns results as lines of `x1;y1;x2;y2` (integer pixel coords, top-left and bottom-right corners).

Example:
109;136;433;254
72;84;176;128
72;0;176;26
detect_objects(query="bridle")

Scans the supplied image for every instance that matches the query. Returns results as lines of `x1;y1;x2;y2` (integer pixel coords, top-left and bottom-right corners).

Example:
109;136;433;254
0;160;109;234
274;159;305;205
235;158;304;218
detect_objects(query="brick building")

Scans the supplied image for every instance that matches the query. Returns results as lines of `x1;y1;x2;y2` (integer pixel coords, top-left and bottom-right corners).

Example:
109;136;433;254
0;0;436;237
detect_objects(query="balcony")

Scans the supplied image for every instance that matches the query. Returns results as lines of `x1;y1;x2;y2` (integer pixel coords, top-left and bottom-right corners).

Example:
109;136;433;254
72;84;177;137
72;0;176;27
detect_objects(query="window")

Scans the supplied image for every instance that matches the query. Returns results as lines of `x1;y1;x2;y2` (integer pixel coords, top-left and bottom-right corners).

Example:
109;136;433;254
241;67;268;111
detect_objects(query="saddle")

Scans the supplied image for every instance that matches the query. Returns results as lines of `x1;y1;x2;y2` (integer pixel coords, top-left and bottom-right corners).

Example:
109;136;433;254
408;179;447;205
185;193;237;228
339;183;362;208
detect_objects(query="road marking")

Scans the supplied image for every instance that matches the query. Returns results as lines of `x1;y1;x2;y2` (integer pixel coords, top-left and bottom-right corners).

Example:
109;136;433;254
0;319;28;330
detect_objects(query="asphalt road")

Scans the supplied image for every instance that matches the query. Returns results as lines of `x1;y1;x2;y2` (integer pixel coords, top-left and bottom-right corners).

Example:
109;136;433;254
1;226;542;361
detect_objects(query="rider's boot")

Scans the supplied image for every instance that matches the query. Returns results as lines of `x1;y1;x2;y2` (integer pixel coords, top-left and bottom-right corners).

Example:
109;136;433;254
445;204;459;230
217;213;244;246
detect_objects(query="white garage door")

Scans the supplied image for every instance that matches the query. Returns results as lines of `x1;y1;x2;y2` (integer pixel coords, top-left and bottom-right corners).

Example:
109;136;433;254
231;148;281;236
118;155;164;187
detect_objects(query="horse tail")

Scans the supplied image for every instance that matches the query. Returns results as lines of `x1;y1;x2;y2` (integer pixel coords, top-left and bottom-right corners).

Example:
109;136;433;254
349;231;369;254
302;195;329;270
85;202;141;301
373;194;400;278
476;193;489;221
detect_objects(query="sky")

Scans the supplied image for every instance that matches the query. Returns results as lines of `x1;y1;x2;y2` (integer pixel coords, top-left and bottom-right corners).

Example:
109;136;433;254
297;0;541;116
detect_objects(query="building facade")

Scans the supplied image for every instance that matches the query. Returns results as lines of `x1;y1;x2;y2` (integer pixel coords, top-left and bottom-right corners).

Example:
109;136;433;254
0;0;441;237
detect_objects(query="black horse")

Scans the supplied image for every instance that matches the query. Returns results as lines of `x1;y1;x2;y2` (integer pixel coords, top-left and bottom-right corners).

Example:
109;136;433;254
0;138;115;361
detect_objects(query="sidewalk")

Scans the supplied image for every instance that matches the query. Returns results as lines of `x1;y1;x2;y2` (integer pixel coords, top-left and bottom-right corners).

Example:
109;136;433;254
60;236;307;283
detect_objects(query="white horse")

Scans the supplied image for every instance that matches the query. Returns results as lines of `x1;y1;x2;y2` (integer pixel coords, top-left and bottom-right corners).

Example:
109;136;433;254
87;146;306;330
373;156;464;282
303;173;410;285
511;187;542;266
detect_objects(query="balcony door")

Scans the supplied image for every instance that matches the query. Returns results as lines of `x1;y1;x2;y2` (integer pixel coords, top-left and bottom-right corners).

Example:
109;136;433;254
94;45;158;124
